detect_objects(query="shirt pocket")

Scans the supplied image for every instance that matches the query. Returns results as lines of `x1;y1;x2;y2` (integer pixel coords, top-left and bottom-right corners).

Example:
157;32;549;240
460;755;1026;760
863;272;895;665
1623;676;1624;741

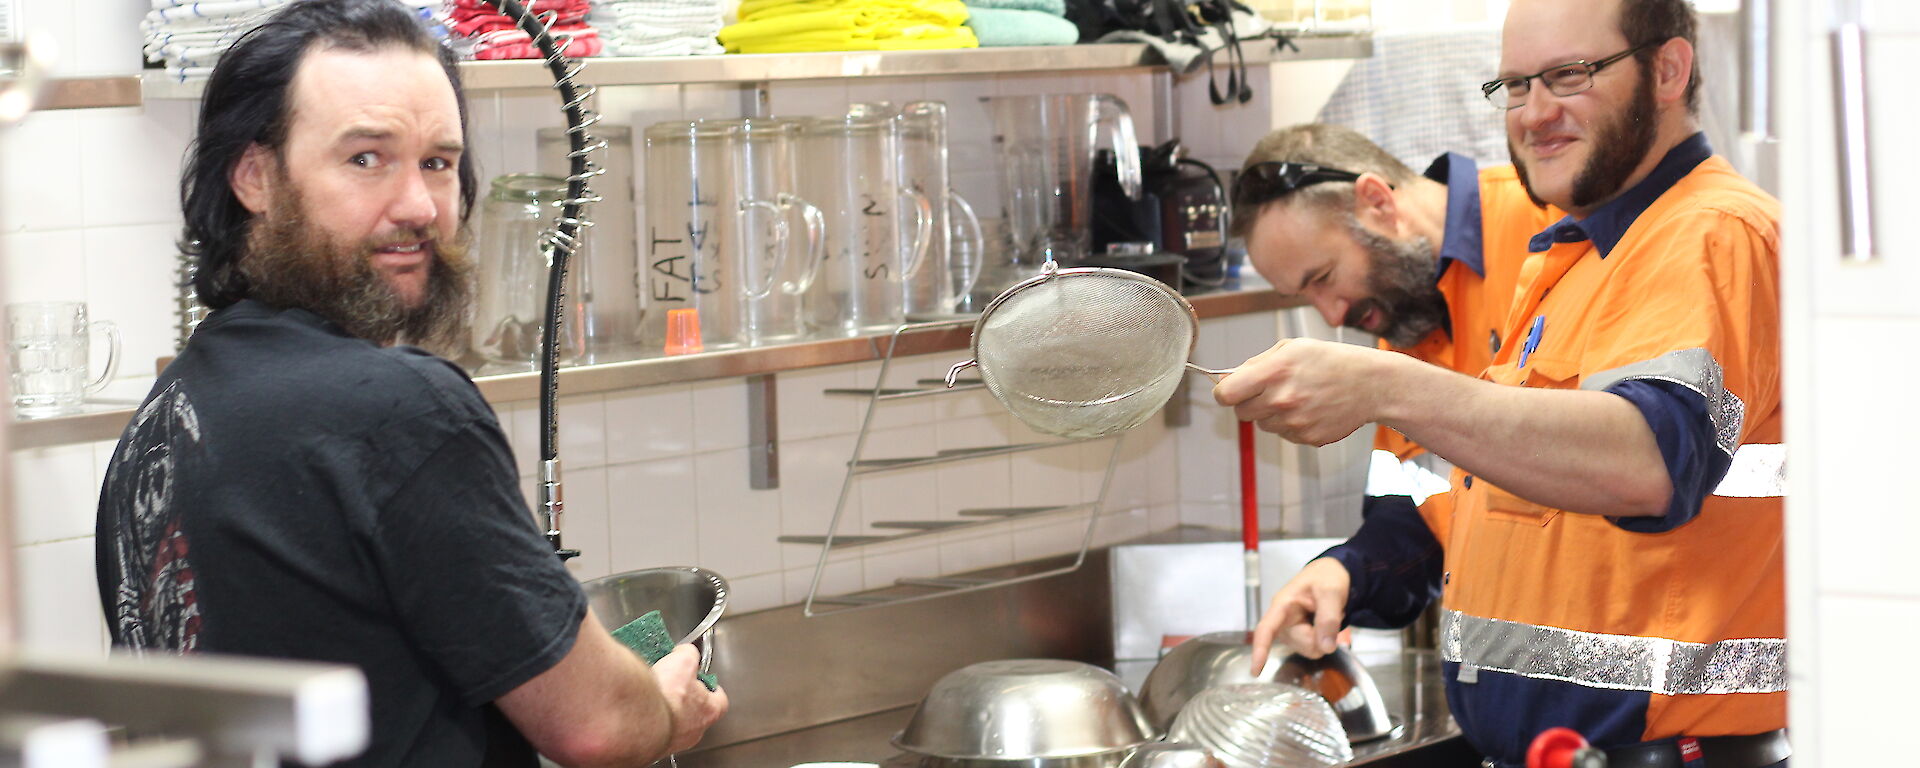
1484;480;1562;526
1485;355;1578;526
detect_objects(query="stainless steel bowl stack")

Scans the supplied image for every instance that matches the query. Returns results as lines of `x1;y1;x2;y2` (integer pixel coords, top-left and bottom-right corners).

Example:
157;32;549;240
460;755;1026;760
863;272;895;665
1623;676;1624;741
893;659;1158;767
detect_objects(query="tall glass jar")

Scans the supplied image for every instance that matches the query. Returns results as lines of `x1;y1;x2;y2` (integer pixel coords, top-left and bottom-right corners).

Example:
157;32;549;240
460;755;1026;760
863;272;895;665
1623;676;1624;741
472;173;587;370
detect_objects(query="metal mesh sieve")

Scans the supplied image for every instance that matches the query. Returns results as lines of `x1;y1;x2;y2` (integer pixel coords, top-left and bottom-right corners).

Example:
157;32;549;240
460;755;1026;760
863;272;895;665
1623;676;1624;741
948;266;1229;439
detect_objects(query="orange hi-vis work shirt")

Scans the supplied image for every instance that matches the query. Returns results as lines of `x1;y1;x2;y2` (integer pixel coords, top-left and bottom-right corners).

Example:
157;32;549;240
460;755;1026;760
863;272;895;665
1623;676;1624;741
1435;135;1785;765
1373;158;1554;464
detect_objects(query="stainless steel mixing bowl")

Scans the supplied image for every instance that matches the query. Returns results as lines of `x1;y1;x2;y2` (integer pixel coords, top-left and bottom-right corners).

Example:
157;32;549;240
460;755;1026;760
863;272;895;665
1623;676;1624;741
893;659;1158;762
581;566;728;671
1273;647;1399;743
1137;632;1277;732
1140;634;1398;744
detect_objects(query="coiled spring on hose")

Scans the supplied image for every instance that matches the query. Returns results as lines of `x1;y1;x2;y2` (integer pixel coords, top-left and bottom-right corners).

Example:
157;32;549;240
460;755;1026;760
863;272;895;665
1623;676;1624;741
481;0;605;560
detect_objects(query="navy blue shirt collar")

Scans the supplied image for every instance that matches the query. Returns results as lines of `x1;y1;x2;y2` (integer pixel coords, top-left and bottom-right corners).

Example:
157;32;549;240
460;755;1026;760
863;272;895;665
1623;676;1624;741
1425;152;1484;281
1527;132;1714;256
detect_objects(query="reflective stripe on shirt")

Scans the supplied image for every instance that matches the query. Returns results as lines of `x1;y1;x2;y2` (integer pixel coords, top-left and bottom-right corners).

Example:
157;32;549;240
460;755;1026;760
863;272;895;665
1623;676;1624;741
1711;443;1786;498
1441;609;1787;695
1583;347;1746;456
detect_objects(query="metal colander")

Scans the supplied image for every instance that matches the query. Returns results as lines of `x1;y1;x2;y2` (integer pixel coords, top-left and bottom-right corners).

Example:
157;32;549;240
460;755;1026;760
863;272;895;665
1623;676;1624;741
947;265;1231;439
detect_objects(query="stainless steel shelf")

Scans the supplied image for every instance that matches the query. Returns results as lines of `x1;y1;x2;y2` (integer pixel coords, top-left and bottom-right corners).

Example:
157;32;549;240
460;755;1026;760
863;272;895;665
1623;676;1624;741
10;286;1295;450
140;34;1370;99
35;76;142;111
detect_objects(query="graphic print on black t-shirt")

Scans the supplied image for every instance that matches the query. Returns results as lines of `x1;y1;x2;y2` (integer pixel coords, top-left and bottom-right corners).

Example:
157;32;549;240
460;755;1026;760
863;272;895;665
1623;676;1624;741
104;380;205;652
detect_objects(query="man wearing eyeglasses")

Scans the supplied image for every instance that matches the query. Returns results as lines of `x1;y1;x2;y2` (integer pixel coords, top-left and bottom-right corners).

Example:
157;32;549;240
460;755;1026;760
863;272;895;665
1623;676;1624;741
1223;1;1786;767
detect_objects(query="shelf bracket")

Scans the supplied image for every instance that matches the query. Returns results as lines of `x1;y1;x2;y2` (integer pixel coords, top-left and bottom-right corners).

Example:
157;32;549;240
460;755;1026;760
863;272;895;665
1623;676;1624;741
748;373;779;489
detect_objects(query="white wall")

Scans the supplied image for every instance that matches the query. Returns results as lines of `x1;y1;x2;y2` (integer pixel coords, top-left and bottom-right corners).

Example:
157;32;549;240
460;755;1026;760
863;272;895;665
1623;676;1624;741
2;3;1365;653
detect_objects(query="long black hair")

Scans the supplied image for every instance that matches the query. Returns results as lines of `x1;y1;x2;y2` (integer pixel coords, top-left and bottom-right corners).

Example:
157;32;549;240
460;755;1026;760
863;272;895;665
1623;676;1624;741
181;0;478;310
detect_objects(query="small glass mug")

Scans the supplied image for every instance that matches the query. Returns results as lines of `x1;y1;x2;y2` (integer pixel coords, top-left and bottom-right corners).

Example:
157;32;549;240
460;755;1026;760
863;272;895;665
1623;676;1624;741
8;301;120;418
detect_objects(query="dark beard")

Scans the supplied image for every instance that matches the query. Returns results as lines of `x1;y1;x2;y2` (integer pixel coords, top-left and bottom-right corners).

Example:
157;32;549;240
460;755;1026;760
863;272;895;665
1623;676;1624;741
239;179;474;353
1343;217;1448;349
1510;61;1659;210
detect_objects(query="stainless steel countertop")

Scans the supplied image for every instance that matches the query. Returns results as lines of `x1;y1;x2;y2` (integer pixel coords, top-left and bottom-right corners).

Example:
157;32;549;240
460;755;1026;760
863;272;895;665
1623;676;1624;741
677;650;1461;767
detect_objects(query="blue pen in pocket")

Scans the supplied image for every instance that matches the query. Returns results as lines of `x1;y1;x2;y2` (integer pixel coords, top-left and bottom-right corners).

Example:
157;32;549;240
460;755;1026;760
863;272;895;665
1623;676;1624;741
1519;315;1545;368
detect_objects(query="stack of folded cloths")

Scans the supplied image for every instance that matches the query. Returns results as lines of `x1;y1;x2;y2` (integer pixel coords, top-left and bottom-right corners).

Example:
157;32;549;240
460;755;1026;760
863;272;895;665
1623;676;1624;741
718;0;977;53
588;0;725;56
445;0;604;60
962;0;1077;47
142;0;442;82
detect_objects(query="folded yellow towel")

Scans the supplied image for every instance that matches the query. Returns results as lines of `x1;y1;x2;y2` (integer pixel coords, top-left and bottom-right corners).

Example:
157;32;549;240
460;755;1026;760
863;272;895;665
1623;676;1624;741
722;0;977;53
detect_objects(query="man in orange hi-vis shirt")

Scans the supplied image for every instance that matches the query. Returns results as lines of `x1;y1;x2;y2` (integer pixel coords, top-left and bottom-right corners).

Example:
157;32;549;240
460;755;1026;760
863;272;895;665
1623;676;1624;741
1219;1;1787;767
1226;123;1555;628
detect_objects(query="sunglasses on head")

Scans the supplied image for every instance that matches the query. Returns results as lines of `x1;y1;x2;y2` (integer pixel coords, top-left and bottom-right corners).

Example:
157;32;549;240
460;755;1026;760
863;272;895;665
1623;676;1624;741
1232;162;1364;208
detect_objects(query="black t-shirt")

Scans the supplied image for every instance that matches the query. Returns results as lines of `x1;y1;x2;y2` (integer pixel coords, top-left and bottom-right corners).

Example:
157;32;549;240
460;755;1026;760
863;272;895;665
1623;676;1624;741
95;300;587;767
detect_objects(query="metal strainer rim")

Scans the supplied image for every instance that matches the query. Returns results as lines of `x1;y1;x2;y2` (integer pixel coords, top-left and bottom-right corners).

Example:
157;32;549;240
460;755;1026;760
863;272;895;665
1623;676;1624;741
964;266;1201;366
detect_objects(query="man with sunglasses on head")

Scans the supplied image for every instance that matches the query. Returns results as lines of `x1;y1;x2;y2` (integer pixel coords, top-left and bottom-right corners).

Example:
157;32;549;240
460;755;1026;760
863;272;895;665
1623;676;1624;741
1222;2;1786;767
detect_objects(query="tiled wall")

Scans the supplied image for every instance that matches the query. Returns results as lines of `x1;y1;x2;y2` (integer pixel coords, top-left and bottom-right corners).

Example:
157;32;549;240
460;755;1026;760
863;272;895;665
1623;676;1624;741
2;0;1373;654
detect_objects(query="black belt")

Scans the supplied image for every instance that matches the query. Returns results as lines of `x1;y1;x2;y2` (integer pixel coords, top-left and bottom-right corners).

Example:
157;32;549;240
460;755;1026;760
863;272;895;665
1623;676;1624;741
1480;730;1789;768
1605;730;1789;768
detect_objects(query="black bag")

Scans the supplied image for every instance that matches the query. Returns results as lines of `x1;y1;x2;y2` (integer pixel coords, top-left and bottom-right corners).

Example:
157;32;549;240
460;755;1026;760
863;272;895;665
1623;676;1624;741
1064;0;1274;105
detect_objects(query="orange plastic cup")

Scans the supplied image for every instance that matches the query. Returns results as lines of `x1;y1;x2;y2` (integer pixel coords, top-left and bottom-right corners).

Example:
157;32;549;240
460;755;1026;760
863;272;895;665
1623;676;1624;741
664;308;704;356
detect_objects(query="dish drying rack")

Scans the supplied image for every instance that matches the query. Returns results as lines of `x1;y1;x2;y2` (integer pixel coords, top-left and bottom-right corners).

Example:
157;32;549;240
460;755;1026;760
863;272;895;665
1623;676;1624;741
785;319;1128;616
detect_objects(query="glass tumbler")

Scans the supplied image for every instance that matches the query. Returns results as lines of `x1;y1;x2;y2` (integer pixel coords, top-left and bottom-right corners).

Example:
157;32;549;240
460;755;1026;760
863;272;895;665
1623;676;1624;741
796;104;935;337
8;301;120;418
471;174;587;370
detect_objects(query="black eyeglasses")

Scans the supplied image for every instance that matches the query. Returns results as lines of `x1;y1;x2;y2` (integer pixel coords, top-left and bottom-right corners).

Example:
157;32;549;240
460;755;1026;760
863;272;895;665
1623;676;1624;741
1231;162;1364;209
1481;42;1653;110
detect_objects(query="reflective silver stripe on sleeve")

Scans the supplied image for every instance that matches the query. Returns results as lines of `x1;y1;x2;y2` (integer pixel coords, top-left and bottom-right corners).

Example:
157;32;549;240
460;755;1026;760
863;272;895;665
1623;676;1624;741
1712;443;1786;498
1582;348;1745;456
1441;609;1787;695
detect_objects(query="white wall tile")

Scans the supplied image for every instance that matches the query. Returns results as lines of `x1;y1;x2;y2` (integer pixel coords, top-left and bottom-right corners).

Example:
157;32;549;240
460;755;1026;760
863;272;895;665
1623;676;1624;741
765;80;848;120
856;358;935;431
1807;316;1920;597
0;110;85;234
493;90;563;177
939;529;1012;575
606;457;701;573
11;445;98;545
604;383;695;464
1808;594;1920;766
1008;443;1082;508
936;454;1011;520
859;425;940;526
680;84;744;121
863;539;941;586
1013;515;1088;562
783;554;862;604
773;363;860;441
1;229;88;304
510;395;609;473
14;0;77;79
1181;501;1235;530
723;571;785;614
846;77;926;110
693;448;782;578
1093;505;1151;548
67;0;147;77
17;537;107;653
558;467;612;581
79;103;196;228
83;223;179;380
1864;2;1920;34
689;377;750;453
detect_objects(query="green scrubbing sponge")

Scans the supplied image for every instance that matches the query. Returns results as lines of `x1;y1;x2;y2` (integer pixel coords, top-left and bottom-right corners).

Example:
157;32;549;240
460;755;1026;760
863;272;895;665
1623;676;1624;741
611;610;717;691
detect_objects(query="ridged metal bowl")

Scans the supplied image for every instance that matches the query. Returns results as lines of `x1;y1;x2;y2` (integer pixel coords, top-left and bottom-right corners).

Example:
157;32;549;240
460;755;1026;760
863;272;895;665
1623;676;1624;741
893;659;1158;762
581;566;729;672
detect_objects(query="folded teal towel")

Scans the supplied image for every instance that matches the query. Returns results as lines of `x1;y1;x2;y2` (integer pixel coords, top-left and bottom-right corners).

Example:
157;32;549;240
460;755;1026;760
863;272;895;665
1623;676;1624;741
965;8;1079;46
964;0;1065;17
611;610;718;692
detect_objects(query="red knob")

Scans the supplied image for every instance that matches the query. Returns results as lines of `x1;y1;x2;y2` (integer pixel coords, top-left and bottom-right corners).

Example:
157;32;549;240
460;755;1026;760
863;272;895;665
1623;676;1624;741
1527;727;1606;768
